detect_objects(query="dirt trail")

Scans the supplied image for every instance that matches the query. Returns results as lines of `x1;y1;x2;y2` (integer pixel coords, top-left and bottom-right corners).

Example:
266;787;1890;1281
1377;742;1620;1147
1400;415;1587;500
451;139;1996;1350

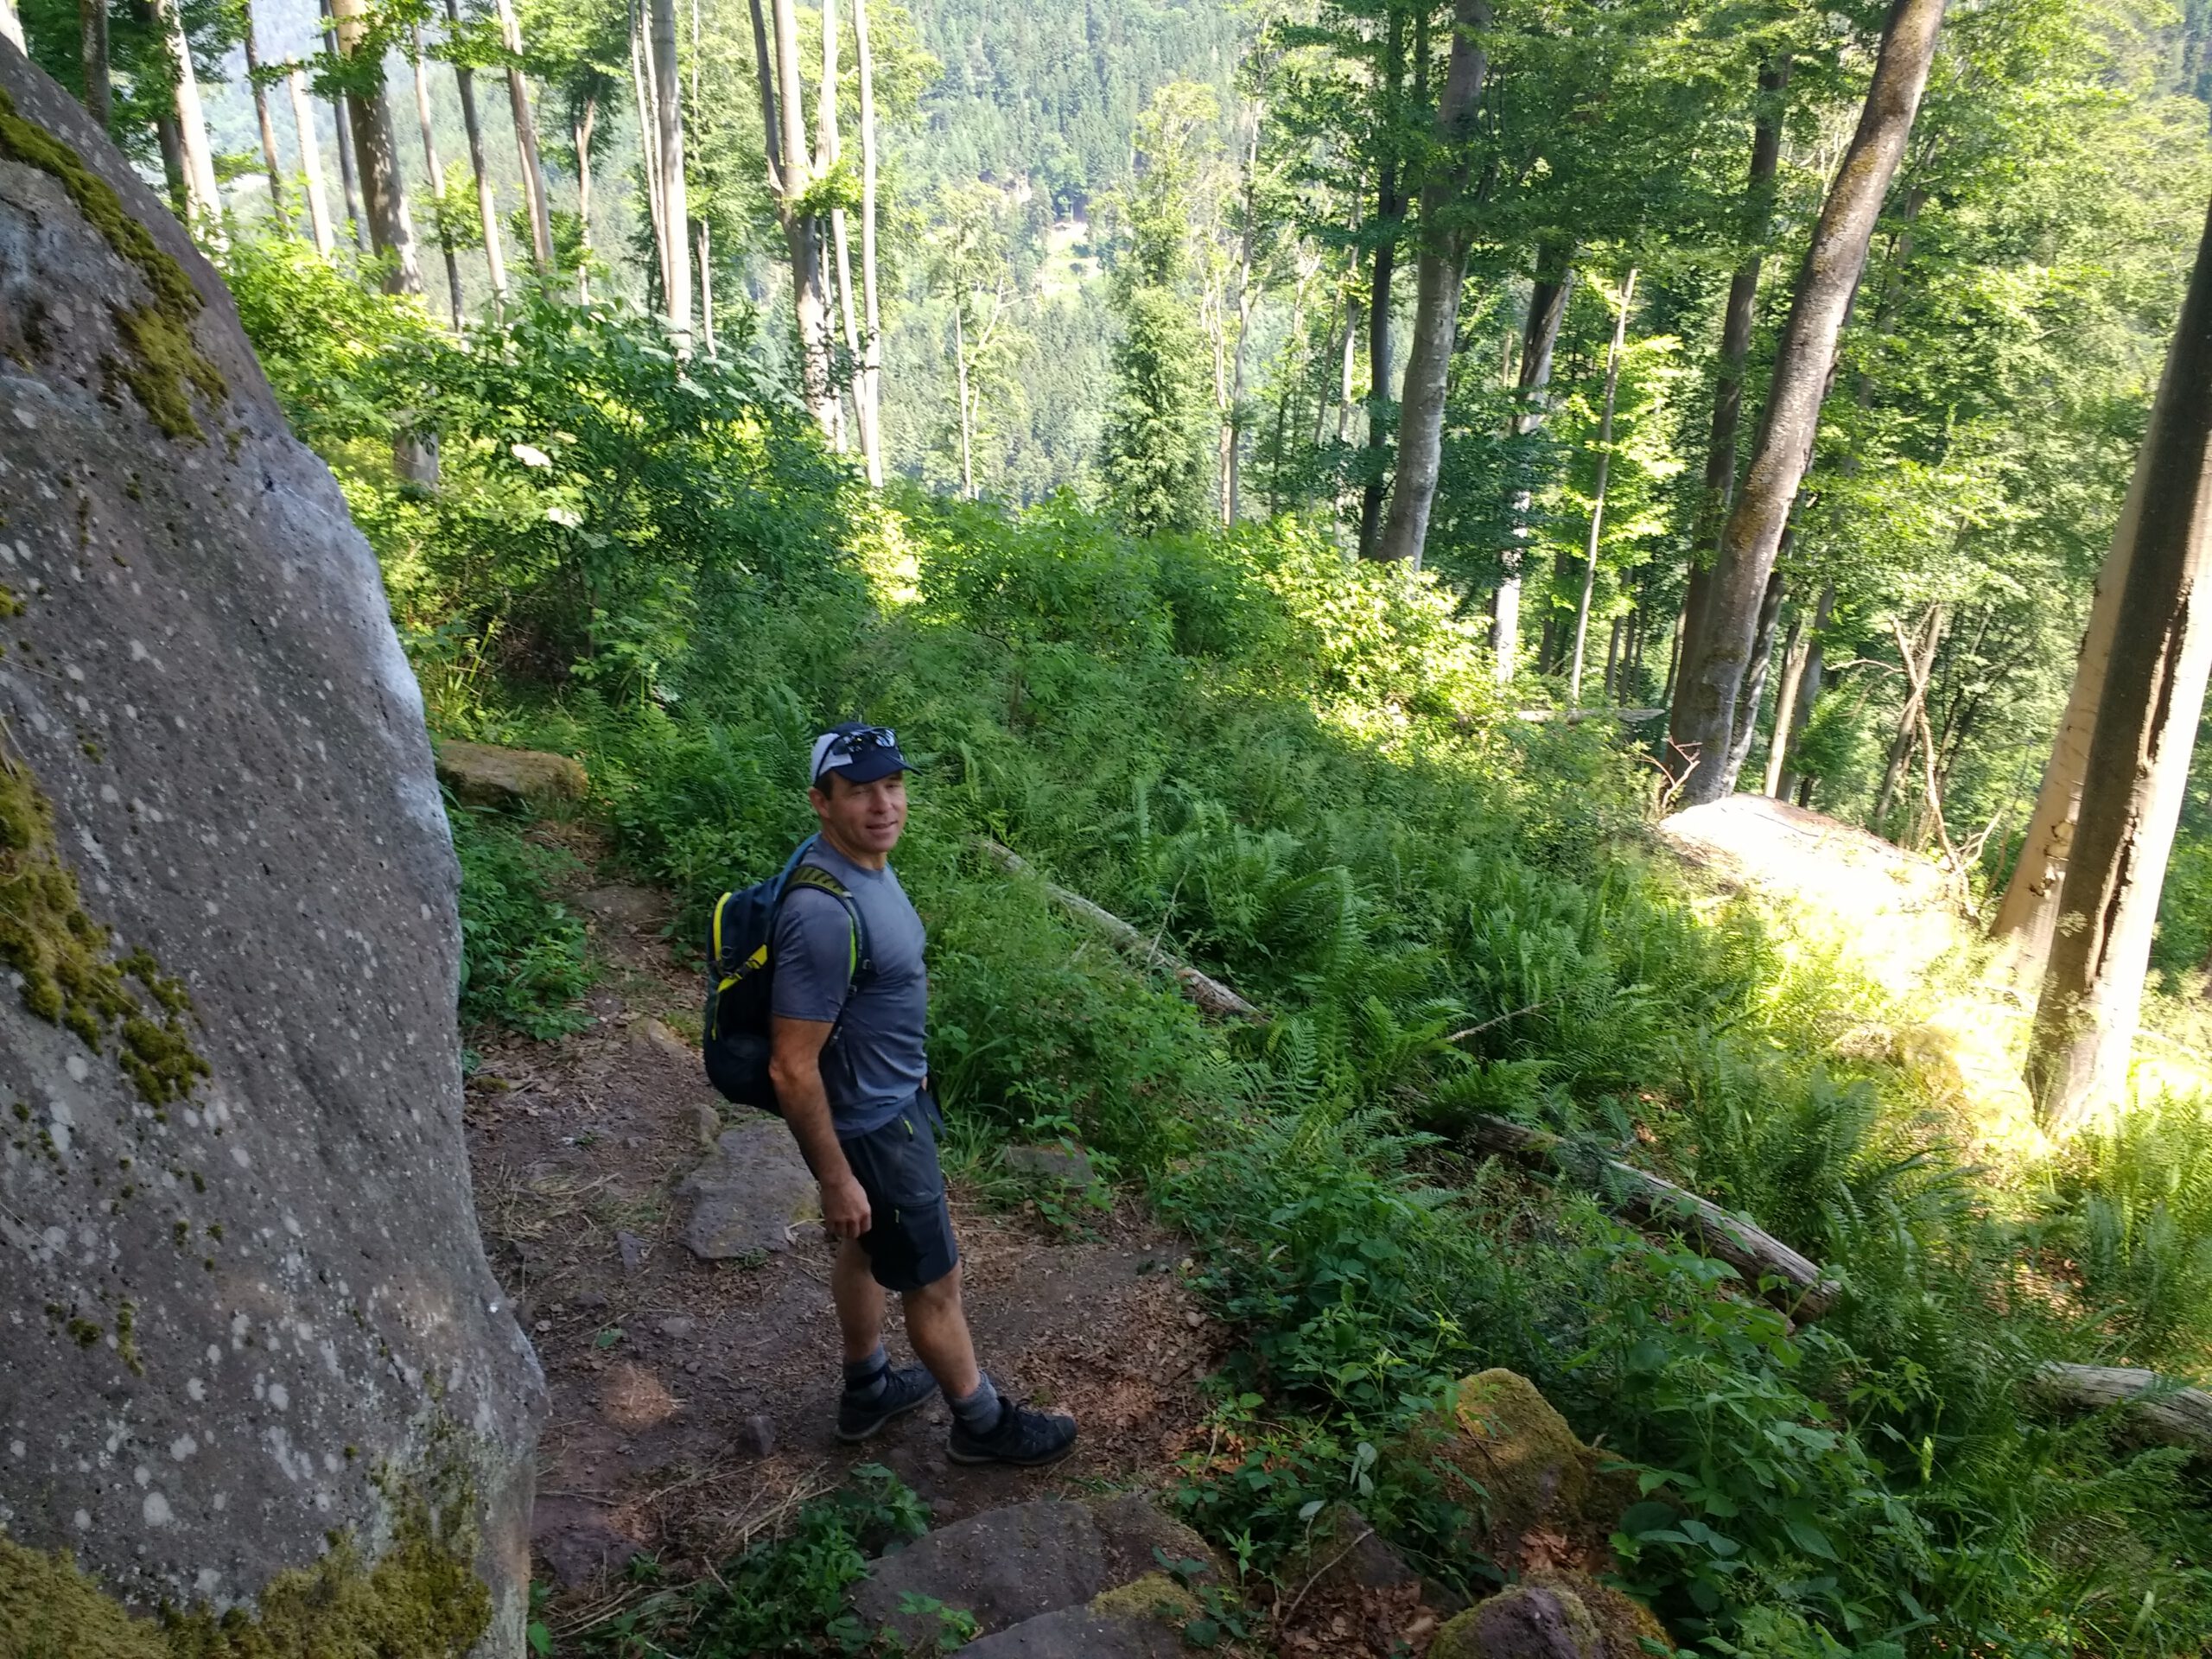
460;843;1226;1601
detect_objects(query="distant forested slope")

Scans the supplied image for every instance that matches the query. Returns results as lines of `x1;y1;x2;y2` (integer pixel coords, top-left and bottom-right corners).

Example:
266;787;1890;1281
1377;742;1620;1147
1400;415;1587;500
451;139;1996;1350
903;0;1242;211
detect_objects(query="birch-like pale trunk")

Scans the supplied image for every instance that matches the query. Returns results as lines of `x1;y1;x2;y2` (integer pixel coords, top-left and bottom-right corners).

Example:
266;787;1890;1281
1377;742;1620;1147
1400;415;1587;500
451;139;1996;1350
822;0;867;446
443;0;506;297
769;0;837;432
632;8;668;298
952;301;974;499
79;0;112;127
331;0;423;296
318;0;370;251
410;23;465;321
697;219;715;353
575;96;596;302
156;0;222;239
2027;194;2212;1130
1568;267;1637;702
1777;582;1834;798
1492;259;1573;677
243;4;289;232
493;0;554;271
1376;0;1492;567
854;0;885;481
287;70;335;256
1669;0;1946;804
1764;609;1809;795
651;0;690;349
0;1;22;53
1356;10;1408;557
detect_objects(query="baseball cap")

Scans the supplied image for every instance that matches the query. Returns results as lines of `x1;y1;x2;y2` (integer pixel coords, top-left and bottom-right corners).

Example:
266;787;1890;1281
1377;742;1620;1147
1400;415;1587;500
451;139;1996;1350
809;722;912;786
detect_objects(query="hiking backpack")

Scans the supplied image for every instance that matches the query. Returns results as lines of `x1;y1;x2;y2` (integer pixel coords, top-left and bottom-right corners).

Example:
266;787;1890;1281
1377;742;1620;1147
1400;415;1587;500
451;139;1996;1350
701;836;874;1113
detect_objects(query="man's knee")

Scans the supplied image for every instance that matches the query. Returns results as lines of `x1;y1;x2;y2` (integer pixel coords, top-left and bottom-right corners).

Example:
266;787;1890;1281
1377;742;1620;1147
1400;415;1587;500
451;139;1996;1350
904;1260;963;1313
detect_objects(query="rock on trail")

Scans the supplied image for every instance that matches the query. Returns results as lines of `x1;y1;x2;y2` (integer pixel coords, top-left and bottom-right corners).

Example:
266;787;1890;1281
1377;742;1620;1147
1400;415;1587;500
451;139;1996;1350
0;42;540;1652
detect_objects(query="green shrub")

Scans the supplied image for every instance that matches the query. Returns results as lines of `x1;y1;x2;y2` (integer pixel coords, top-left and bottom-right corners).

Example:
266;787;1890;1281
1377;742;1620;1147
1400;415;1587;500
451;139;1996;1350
448;801;593;1039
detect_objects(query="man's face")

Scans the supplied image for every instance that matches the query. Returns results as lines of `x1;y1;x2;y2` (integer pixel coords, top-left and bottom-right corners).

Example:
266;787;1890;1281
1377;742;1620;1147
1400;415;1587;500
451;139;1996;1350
811;771;908;855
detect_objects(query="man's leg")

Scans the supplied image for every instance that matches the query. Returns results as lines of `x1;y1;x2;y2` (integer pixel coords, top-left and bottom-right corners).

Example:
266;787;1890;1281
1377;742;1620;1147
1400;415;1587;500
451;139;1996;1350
832;1236;887;1363
902;1263;982;1400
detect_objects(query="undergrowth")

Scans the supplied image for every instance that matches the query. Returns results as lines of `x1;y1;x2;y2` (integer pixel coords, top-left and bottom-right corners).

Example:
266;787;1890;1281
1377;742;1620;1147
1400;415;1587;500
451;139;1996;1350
228;257;2212;1658
448;798;594;1039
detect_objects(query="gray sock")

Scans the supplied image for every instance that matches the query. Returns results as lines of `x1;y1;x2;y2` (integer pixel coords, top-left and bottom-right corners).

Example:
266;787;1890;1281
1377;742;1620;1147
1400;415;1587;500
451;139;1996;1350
950;1372;1001;1434
843;1344;889;1402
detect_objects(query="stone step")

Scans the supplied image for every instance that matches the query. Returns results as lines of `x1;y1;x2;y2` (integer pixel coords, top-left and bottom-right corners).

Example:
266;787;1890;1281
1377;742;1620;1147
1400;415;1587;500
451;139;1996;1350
849;1492;1217;1648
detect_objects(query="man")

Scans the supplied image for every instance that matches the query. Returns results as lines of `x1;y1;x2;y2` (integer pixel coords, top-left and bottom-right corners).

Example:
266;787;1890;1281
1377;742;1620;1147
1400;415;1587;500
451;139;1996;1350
768;722;1079;1465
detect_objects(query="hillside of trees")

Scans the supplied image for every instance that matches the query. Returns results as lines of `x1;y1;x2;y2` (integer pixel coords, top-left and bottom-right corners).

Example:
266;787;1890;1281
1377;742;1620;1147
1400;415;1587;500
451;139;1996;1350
10;0;2212;1650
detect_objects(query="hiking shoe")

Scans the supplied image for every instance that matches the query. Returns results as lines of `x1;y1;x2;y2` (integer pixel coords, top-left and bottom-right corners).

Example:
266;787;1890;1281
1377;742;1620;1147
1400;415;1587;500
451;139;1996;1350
946;1395;1079;1467
836;1363;940;1443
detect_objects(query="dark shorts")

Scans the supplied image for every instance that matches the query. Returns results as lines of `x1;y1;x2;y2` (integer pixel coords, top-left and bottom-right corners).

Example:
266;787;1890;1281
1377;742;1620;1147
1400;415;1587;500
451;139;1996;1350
839;1094;959;1293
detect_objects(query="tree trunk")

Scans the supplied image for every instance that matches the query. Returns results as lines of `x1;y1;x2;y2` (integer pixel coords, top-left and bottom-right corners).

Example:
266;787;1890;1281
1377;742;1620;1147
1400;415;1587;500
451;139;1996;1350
410;23;465;321
1992;418;2162;980
953;301;974;499
1603;615;1624;702
822;0;866;442
1873;604;1945;828
318;0;370;252
443;0;506;298
493;0;554;272
766;0;837;433
2026;195;2212;1132
574;95;595;302
1356;8;1408;558
854;0;885;482
1778;582;1834;799
1669;0;1945;804
632;7;668;303
156;0;221;238
331;0;423;296
651;0;691;347
78;0;111;128
0;2;21;54
697;218;715;353
287;70;335;256
1568;268;1637;702
244;4;289;232
1492;256;1573;677
1724;560;1790;789
1221;111;1263;525
1764;609;1808;796
1376;0;1491;568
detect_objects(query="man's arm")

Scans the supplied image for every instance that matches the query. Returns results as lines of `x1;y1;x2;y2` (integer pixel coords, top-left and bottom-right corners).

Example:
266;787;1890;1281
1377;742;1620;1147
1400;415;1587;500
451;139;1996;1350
769;1014;871;1240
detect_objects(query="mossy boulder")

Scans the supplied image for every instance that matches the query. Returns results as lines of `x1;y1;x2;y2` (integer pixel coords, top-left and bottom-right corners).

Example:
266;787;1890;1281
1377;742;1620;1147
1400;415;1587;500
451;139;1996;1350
0;44;540;1655
432;739;589;809
1430;1569;1670;1659
1423;1370;1641;1568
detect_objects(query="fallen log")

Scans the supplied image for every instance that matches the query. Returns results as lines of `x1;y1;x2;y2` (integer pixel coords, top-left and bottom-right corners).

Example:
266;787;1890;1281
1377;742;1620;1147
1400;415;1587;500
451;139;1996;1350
2032;1362;2212;1459
977;839;1265;1021
1464;1114;1841;1319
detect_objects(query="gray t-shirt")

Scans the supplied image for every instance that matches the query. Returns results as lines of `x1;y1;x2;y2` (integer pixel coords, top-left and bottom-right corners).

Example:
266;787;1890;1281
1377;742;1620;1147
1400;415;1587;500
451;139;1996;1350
770;839;929;1137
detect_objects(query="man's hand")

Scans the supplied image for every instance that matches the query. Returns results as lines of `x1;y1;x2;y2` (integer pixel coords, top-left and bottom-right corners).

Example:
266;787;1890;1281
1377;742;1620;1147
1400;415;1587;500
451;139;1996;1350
820;1169;873;1241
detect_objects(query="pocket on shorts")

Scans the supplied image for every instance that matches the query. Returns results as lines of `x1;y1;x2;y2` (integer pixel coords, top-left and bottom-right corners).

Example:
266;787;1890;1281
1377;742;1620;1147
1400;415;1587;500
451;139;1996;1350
885;1109;947;1209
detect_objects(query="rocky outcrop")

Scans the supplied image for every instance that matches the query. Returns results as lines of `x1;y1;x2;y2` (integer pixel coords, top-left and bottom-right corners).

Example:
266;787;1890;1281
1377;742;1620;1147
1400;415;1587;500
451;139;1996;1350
1425;1370;1640;1571
434;739;589;810
0;41;540;1656
677;1117;821;1258
1430;1569;1669;1659
849;1493;1217;1650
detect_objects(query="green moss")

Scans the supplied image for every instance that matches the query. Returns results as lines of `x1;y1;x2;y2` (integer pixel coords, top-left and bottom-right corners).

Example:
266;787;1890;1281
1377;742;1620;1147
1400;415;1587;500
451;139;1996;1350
0;90;225;442
0;1439;492;1659
0;586;19;619
0;741;209;1105
115;1300;142;1376
65;1317;99;1347
1089;1572;1200;1623
111;306;226;442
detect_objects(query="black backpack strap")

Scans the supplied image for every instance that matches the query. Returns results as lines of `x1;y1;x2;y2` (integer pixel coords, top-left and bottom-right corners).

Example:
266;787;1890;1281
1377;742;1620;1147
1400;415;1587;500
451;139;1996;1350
784;863;875;991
